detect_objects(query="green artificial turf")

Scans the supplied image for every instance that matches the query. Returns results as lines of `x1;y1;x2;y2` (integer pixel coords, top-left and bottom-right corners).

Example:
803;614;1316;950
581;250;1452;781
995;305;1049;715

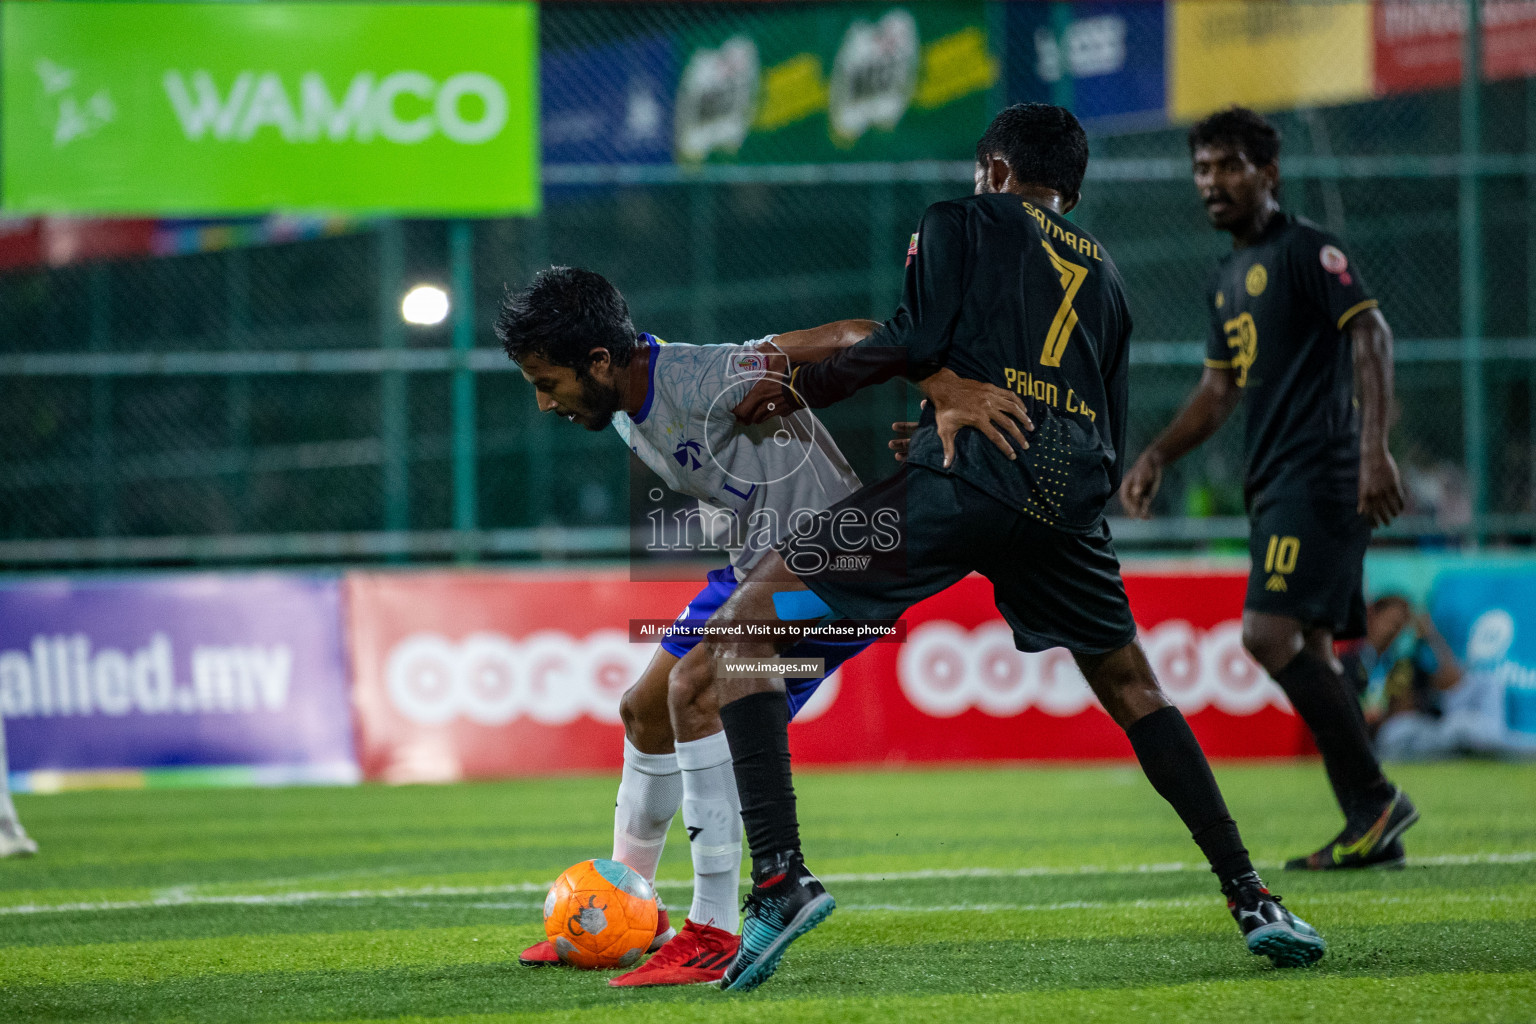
1;761;1532;1023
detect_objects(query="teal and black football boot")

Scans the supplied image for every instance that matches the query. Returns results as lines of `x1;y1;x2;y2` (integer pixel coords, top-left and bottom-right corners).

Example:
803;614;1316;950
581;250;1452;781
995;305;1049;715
1225;871;1326;968
720;851;835;992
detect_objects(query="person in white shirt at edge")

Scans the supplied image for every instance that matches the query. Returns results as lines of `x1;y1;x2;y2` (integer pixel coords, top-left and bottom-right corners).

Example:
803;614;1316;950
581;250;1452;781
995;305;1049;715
493;266;1024;986
0;714;38;857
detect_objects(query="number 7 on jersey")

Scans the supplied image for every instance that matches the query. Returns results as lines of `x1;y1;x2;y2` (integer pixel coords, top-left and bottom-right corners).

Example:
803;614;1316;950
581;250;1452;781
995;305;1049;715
1040;240;1088;368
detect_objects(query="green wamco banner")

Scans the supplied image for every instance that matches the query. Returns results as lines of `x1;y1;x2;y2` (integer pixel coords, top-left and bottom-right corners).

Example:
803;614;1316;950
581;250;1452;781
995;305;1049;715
675;3;998;164
2;2;539;215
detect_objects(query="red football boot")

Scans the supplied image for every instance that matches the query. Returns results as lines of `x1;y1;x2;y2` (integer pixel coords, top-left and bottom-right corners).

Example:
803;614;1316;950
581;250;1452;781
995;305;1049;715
519;902;675;967
608;919;740;987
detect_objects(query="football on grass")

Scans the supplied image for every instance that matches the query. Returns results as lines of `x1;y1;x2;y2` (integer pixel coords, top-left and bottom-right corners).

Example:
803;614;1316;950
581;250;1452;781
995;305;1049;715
542;858;659;968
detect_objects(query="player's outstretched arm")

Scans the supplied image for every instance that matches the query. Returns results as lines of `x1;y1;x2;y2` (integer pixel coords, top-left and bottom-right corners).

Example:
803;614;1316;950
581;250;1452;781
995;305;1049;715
737;202;970;424
770;319;882;362
1120;366;1241;518
732;319;881;424
1349;307;1405;528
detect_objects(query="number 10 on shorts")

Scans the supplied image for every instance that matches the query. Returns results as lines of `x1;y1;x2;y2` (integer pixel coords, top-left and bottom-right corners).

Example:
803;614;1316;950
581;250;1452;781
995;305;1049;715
1264;535;1300;574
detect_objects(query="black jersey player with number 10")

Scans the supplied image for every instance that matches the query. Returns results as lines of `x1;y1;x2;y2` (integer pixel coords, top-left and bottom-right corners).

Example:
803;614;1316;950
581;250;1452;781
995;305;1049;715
1121;107;1416;871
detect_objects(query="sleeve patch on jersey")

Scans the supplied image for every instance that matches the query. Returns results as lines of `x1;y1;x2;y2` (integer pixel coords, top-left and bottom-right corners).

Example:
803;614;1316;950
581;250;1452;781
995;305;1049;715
736;353;766;374
906;232;918;266
1320;244;1348;275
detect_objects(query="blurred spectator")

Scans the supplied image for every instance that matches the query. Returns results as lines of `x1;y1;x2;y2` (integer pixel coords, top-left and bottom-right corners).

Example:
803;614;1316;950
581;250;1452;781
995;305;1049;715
1363;601;1536;762
1338;594;1415;705
1401;453;1471;536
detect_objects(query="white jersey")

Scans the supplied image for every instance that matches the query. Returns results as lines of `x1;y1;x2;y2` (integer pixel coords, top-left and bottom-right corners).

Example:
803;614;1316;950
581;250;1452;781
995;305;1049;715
613;335;862;573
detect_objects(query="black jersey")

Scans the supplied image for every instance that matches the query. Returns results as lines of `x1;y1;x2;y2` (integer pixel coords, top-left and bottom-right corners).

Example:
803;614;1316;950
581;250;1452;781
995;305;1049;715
1203;211;1379;504
795;192;1133;534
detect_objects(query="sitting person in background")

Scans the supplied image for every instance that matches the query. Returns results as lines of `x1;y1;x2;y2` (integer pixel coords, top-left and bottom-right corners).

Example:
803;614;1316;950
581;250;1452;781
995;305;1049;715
1338;594;1416;706
1339;594;1460;727
1370;603;1536;761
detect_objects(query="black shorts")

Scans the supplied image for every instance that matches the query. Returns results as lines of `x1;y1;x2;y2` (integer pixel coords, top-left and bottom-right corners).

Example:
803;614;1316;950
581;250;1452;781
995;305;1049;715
1245;493;1370;639
779;464;1137;655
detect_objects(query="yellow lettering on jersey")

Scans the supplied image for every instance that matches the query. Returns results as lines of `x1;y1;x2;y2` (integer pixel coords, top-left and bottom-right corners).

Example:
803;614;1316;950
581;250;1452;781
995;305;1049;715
1040;240;1089;367
1222;312;1258;387
1004;368;1058;407
1003;369;1095;423
1020;201;1102;261
1066;388;1097;422
1021;200;1049;232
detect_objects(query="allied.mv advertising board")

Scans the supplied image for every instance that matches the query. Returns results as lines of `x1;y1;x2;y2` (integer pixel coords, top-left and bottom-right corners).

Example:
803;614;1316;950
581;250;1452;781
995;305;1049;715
0;575;357;780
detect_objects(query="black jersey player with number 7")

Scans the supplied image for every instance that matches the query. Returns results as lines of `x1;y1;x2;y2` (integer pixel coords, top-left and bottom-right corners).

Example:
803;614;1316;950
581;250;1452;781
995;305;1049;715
668;104;1328;993
1121;107;1415;871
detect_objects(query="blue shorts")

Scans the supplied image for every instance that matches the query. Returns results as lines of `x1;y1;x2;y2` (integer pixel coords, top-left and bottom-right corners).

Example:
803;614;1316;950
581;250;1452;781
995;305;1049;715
660;566;874;719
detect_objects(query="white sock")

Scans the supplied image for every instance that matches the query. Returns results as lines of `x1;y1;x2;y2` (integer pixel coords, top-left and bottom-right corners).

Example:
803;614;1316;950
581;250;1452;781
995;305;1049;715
676;730;743;932
0;716;17;823
612;738;681;883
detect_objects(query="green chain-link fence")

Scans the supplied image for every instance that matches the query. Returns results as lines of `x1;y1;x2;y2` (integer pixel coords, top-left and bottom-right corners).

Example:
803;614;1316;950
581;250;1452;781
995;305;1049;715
2;2;1533;567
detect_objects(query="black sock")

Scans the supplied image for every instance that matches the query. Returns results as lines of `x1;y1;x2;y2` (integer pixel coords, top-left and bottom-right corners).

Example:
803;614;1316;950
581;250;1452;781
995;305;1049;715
1126;706;1254;887
718;691;800;879
1274;650;1394;817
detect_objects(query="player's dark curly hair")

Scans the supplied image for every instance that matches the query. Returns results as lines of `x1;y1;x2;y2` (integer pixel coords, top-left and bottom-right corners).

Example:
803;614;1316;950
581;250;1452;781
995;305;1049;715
1188;106;1282;168
494;266;637;371
975;103;1089;200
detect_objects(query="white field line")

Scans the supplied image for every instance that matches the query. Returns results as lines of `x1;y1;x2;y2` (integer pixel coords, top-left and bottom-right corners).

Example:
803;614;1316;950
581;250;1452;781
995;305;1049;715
300;892;1527;917
839;891;1527;914
2;850;1531;918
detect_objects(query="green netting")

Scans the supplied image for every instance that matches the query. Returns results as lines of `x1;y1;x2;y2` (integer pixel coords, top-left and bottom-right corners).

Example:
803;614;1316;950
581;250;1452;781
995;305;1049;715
1;2;1532;566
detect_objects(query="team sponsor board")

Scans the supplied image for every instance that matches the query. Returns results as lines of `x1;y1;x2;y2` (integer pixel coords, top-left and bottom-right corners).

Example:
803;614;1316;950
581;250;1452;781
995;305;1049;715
0;575;356;777
1429;570;1536;735
1169;0;1372;121
827;571;1308;763
1374;0;1536;94
542;35;675;166
346;568;1309;782
1008;1;1166;132
1;2;539;214
0;217;157;270
348;571;690;783
673;3;997;164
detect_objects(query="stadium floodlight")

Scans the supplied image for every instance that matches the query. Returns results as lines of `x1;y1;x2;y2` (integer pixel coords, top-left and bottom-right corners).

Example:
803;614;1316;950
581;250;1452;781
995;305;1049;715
401;284;450;326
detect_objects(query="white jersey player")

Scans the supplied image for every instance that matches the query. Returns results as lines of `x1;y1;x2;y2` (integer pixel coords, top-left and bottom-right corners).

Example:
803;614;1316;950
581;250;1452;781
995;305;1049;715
614;334;861;574
495;266;877;987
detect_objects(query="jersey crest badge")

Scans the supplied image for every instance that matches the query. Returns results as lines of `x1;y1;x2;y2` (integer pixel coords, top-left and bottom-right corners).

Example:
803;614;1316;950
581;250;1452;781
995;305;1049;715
906;232;918;266
673;439;704;470
1320;244;1352;284
1245;263;1268;297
